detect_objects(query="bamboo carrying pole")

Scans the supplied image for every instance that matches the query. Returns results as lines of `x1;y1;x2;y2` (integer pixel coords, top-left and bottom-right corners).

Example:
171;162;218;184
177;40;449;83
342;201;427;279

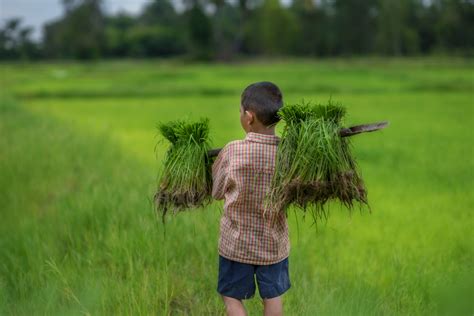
207;121;389;158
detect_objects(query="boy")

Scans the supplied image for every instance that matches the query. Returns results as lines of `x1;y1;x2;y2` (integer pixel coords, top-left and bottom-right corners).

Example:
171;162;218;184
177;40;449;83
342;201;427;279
212;82;290;316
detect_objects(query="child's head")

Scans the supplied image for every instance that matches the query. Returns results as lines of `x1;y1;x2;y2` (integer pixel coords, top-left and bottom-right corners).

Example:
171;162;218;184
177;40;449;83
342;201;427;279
240;81;283;133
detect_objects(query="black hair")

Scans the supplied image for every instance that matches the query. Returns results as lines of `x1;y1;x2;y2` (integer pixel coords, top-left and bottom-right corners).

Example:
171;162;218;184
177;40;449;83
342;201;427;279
241;81;283;126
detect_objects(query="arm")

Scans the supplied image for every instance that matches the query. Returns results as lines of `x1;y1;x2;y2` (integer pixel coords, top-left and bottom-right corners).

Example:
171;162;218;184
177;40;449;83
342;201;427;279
211;145;229;200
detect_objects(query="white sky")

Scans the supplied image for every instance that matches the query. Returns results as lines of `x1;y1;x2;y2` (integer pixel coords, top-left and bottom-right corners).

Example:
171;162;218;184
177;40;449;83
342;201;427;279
0;0;151;39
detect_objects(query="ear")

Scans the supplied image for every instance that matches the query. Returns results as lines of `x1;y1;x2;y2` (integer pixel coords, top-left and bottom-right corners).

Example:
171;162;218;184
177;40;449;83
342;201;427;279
245;110;255;125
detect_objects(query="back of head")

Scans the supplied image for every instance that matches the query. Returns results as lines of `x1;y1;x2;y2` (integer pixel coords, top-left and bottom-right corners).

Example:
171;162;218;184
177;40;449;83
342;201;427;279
241;81;283;126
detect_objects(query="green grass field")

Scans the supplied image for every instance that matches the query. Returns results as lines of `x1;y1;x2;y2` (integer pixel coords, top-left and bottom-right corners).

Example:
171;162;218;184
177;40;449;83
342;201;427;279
1;58;473;315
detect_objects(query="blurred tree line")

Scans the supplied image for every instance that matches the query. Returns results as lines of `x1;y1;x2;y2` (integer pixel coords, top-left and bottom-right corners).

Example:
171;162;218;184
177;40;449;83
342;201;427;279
1;0;473;60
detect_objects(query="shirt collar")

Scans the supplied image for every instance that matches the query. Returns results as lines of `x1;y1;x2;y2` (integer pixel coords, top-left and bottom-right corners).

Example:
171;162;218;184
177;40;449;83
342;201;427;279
245;132;280;145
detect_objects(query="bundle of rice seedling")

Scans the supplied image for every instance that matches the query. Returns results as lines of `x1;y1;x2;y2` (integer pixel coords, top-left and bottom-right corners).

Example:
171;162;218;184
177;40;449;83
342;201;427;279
267;102;367;220
154;118;212;219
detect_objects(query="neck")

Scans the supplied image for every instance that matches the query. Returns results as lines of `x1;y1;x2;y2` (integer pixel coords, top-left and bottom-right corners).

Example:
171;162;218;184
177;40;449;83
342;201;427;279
249;125;275;135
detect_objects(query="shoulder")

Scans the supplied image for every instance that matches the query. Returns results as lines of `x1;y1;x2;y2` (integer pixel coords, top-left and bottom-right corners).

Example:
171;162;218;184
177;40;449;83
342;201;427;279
225;140;245;149
221;140;246;154
215;140;240;162
214;140;245;164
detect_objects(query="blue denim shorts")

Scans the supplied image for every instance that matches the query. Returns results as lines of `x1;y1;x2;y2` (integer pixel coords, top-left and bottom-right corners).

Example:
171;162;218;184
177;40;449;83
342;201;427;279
217;255;291;300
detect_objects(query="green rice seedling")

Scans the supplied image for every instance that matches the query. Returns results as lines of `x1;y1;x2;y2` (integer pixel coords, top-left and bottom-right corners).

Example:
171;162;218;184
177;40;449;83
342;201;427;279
268;102;315;212
154;118;212;220
267;102;367;220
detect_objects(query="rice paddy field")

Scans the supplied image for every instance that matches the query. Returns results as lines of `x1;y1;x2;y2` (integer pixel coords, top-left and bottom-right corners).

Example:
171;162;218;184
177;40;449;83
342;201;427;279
1;58;473;315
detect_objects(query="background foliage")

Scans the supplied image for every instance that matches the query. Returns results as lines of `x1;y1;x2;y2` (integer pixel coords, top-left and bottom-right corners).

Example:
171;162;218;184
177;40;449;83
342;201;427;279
1;0;473;60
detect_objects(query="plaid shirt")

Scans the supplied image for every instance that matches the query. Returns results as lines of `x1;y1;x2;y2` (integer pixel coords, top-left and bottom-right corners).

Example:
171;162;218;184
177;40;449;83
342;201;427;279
212;132;290;265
